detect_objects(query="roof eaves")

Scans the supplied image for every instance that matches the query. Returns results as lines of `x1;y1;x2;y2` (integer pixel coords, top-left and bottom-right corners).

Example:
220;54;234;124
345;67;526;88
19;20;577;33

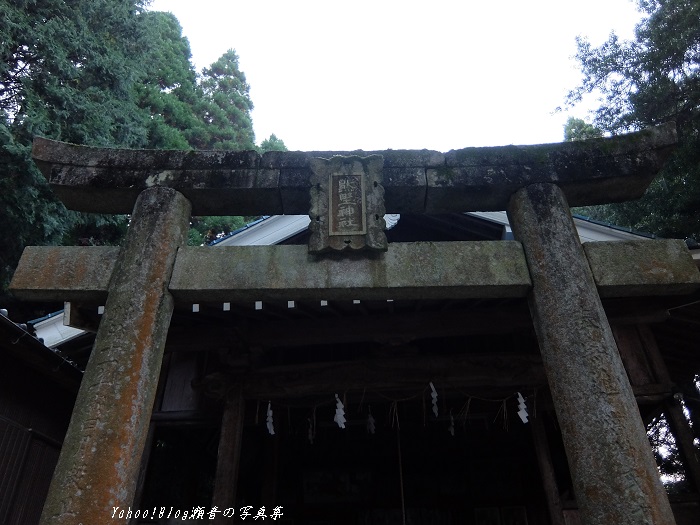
208;215;271;246
572;214;657;239
0;311;82;390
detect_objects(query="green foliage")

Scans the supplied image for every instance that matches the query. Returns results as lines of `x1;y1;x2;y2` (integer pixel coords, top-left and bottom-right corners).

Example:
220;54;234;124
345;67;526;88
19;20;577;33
196;50;255;150
187;216;247;246
136;11;202;150
563;117;603;142
1;0;149;147
0;2;268;299
567;0;700;240
570;3;700;483
186;133;288;244
0;128;71;292
646;413;690;493
185;134;288;245
135;16;261;152
1;0;150;297
258;133;288;153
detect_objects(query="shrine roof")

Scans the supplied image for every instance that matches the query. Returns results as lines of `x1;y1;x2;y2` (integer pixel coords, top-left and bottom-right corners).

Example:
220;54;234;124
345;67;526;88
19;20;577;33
213;212;651;248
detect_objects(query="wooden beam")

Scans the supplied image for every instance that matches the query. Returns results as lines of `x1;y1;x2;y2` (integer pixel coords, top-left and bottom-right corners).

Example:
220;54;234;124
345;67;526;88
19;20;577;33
632;384;673;404
65;299;675;353
64;302;102;332
218;353;549;399
531;414;566;525
633;324;700;492
162;304;533;352
664;398;700;493
612;325;656;386
202;350;678;403
212;387;245;525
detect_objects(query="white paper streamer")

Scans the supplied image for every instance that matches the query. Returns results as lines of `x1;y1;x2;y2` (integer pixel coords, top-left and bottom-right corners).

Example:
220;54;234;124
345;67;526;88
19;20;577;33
429;382;438;417
367;412;376;434
334;394;346;429
517;392;529;424
266;401;275;435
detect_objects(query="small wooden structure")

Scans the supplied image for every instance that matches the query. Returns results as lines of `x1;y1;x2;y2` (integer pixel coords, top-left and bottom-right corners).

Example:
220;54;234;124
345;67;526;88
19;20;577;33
0;312;80;524
9;123;700;525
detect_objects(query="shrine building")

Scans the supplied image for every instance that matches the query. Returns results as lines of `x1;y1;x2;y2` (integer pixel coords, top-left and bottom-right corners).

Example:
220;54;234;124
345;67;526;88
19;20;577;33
5;123;700;525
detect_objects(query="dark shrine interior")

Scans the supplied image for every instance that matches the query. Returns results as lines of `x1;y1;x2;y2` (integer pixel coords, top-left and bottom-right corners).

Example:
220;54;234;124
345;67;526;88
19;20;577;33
21;211;696;524
138;398;564;524
134;213;571;525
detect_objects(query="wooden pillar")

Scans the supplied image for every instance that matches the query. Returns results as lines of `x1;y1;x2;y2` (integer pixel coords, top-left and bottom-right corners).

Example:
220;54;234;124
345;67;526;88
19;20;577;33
40;187;191;525
644;325;700;491
507;183;675;525
665;397;700;491
530;414;566;525
212;387;245;525
634;324;700;491
262;432;280;506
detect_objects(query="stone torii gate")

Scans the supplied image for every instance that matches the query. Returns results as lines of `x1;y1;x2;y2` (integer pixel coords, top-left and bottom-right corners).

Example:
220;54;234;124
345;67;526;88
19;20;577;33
10;123;700;525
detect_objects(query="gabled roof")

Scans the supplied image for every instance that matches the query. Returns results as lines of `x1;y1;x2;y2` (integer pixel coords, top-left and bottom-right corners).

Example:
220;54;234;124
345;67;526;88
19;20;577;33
214;215;312;246
0;311;82;391
215;212;650;247
32;312;86;349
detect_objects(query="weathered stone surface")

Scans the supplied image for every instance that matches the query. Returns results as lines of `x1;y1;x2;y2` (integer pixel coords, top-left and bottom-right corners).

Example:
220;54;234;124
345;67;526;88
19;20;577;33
308;155;387;253
32;123;676;215
280;165;427;214
10;246;117;302
585;239;700;297
427;122;676;212
279;167;314;214
32;137;260;169
43;165;281;215
261;148;444;169
39;187;191;525
169;241;532;302
12;239;700;304
382;167;427;213
507;183;675;525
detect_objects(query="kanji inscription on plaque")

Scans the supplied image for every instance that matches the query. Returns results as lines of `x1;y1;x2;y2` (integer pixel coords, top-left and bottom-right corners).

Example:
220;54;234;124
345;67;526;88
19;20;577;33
330;172;366;235
309;155;387;253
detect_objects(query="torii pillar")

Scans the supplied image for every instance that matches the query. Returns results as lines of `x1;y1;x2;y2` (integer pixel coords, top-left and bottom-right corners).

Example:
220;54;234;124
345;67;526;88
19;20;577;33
508;183;675;525
38;187;191;524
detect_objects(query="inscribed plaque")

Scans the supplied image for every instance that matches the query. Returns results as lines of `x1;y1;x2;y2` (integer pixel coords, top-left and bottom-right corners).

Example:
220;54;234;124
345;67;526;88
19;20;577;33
309;155;386;253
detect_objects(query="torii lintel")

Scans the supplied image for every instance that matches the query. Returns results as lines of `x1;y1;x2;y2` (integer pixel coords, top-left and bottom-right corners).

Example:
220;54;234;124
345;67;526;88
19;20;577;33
32;122;676;216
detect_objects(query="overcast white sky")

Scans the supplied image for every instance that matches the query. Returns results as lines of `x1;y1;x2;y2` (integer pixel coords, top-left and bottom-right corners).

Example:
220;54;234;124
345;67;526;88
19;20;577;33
148;0;641;151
